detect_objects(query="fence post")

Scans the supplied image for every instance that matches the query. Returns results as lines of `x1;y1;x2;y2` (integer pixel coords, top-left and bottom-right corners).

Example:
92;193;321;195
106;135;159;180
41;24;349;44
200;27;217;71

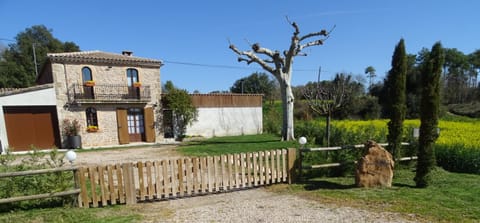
122;163;137;205
287;148;297;184
72;168;82;207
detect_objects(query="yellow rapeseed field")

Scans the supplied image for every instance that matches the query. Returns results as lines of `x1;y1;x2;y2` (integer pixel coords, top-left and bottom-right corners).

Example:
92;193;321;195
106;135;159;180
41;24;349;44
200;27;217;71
332;119;480;149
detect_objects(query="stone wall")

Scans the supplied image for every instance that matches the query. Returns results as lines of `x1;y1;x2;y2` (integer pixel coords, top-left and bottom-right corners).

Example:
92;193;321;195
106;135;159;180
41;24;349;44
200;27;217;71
51;62;163;148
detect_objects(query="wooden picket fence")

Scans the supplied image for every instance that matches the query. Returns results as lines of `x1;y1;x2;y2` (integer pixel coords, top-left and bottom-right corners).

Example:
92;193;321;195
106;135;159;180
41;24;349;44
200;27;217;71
76;149;297;208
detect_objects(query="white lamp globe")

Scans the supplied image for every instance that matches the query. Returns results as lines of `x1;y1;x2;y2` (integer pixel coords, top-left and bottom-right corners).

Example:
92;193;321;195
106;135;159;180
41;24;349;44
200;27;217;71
298;136;307;145
65;150;77;164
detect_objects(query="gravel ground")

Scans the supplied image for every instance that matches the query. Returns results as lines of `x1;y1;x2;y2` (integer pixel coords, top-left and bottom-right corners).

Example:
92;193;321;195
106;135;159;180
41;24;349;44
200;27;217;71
136;188;417;223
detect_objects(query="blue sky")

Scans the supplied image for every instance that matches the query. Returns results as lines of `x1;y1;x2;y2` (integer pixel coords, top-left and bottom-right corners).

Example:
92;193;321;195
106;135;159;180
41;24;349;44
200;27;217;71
1;1;479;92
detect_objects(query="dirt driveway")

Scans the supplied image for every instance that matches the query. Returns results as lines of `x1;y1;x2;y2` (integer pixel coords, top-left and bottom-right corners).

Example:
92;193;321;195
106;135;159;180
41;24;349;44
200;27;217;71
73;144;182;166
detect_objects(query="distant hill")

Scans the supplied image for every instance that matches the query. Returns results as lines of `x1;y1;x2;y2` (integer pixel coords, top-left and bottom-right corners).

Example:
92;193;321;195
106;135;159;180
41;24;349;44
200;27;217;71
448;102;480;118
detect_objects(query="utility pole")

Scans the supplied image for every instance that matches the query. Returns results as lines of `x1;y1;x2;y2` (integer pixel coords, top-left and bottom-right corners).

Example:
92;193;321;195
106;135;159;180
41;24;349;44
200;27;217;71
32;43;39;78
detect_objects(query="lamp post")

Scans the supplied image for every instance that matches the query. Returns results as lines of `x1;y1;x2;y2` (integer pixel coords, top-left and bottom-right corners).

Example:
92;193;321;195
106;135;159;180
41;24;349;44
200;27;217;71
298;136;307;148
298;137;307;181
65;150;77;165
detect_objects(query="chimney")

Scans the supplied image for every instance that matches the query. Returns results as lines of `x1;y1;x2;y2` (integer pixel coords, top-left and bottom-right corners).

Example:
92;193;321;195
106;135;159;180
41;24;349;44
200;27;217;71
122;50;133;56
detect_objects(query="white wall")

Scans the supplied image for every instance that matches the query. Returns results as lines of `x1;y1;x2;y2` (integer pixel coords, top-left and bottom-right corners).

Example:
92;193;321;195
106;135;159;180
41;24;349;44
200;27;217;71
0;87;56;152
186;107;262;138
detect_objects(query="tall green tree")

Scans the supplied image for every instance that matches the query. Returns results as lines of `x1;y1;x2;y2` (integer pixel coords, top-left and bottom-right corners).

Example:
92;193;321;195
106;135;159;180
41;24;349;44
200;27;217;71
365;66;376;91
162;81;198;140
405;53;422;118
443;48;470;103
230;72;278;101
415;42;444;188
468;49;480;88
386;39;407;159
0;25;80;87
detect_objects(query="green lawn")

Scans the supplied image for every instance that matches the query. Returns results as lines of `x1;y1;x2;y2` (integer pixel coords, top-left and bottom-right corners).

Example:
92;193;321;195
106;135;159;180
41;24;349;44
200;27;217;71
0;205;141;223
178;134;299;156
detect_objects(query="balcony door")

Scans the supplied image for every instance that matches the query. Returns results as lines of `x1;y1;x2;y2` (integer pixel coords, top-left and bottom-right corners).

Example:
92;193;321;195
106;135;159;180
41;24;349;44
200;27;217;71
127;108;145;142
82;67;94;99
127;68;140;99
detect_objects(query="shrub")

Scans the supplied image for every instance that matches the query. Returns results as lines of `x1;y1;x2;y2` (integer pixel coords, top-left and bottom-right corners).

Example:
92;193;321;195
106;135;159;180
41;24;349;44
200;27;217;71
0;149;75;212
263;102;282;135
62;119;80;137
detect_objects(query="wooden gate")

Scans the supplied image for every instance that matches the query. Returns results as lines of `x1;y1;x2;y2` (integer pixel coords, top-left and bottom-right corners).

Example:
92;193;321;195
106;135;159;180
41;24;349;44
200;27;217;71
76;149;296;208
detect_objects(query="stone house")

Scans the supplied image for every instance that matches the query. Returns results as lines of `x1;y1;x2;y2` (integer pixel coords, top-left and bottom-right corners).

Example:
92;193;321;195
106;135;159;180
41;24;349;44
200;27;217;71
0;50;264;152
0;50;163;151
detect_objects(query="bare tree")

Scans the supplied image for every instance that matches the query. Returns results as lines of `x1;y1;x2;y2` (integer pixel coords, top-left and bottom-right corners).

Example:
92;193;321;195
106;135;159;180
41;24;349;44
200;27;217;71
303;72;353;146
229;18;334;141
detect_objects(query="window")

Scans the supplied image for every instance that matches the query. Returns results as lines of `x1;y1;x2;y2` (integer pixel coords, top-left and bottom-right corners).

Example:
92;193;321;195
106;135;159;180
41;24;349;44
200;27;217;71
82;67;93;83
82;67;95;99
126;68;139;86
86;107;98;127
127;108;144;134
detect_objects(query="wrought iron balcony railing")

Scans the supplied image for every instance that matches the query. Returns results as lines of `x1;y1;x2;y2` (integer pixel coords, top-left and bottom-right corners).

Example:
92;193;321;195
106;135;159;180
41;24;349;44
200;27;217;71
72;83;151;102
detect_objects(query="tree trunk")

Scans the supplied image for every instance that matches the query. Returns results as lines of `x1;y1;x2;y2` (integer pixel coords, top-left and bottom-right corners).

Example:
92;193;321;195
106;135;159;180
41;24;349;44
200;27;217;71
279;78;295;141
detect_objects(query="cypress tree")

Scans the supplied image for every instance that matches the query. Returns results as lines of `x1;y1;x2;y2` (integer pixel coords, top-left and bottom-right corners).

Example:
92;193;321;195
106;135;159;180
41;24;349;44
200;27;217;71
415;42;444;188
386;39;407;159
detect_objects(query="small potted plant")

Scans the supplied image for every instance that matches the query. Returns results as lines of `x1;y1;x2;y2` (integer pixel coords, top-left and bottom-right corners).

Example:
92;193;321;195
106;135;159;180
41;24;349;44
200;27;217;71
86;125;99;132
133;82;142;88
62;119;82;149
84;80;95;87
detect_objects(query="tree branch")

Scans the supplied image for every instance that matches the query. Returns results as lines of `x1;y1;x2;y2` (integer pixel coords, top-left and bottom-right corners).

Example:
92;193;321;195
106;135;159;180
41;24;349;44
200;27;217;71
229;44;275;74
300;25;336;41
299;39;324;51
285;16;300;36
252;43;275;58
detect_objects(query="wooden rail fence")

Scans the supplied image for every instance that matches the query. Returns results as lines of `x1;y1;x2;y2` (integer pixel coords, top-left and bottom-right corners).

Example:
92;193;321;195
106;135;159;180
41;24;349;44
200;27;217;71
0;166;79;205
77;149;297;208
299;142;417;170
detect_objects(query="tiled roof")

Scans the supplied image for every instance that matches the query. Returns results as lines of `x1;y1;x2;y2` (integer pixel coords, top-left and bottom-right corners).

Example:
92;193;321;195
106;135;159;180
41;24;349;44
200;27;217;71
0;84;54;97
47;50;163;67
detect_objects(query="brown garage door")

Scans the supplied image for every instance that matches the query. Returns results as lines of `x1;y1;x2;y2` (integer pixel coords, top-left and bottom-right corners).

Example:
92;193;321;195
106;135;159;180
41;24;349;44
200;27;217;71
4;106;61;151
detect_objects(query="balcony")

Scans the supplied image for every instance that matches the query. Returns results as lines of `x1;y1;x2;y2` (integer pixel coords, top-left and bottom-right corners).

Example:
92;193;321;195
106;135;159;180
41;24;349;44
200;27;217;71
72;83;151;104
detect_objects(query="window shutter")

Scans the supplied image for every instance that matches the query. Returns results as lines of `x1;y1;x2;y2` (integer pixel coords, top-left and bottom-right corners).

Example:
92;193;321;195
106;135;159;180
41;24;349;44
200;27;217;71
116;108;129;144
144;107;156;142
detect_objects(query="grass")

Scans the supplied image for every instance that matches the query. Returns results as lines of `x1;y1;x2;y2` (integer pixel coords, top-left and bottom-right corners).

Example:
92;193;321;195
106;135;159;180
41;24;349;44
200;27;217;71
268;166;480;222
0;205;141;223
178;134;298;156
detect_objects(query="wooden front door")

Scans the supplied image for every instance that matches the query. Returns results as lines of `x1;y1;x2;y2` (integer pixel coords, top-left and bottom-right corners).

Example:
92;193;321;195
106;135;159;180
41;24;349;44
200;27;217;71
127;108;145;142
